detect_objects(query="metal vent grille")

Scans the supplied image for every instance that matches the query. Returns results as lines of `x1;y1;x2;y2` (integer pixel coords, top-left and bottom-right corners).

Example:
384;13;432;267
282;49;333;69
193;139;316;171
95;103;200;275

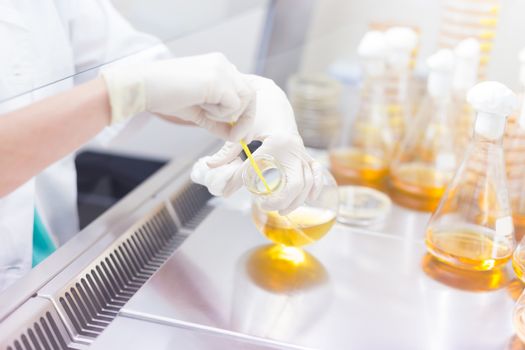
4;308;75;350
171;183;212;227
52;206;182;344
4;181;216;348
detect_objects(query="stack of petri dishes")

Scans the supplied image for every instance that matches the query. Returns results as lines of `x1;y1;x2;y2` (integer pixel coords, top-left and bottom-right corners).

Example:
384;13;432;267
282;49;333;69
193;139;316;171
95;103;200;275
438;0;500;78
287;74;343;149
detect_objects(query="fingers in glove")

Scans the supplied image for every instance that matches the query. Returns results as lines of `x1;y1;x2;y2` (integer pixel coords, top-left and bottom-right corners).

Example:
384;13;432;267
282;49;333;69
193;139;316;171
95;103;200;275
221;158;246;197
221;157;252;197
190;156;212;186
279;159;314;216
188;107;232;139
204;158;243;196
229;99;256;142
203;83;243;122
259;159;304;213
307;160;325;202
202;73;255;123
206;142;243;168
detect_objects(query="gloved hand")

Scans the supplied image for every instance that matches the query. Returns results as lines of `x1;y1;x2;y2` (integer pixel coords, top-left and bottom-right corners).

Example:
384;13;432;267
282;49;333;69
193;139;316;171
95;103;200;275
101;52;255;141
191;75;324;215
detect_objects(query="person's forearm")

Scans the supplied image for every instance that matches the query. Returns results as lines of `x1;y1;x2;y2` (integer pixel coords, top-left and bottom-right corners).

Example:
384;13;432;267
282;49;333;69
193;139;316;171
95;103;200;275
0;78;111;197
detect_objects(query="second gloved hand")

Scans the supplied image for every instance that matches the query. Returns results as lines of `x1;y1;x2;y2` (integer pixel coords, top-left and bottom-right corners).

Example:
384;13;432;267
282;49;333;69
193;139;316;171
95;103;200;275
191;76;324;215
101;52;255;141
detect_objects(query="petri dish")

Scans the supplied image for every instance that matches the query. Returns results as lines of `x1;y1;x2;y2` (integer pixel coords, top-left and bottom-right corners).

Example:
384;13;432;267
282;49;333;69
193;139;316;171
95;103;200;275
337;185;391;226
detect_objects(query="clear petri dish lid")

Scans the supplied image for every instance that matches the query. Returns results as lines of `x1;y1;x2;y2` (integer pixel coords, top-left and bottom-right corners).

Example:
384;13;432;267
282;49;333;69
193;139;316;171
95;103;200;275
337;185;392;226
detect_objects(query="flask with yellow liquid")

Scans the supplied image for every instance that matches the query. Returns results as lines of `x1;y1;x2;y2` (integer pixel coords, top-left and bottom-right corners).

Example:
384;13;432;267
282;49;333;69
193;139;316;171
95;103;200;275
389;49;458;211
243;152;339;247
329;31;393;189
506;48;525;242
384;26;418;144
425;81;517;271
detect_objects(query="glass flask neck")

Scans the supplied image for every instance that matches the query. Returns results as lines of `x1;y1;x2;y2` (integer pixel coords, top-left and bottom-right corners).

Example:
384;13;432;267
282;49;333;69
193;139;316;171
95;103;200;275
426;94;452;124
362;75;386;108
473;112;507;143
472;132;504;146
242;154;285;196
388;69;410;101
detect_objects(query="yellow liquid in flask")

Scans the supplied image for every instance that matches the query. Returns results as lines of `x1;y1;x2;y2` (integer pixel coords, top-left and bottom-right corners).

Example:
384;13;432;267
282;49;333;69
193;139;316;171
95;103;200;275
252;206;336;247
329;148;388;187
390;163;451;211
426;229;513;271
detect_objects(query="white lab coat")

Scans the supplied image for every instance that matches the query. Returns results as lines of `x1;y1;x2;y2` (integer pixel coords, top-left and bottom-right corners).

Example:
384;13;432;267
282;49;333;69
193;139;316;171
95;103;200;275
0;0;169;291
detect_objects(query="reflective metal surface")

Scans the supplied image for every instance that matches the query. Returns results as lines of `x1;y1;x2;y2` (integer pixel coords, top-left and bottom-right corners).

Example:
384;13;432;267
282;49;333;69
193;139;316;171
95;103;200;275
0;138;220;323
91;316;308;350
117;191;519;350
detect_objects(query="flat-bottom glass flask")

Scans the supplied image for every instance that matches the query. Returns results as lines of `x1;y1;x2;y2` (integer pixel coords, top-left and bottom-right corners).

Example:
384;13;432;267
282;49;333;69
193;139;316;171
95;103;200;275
329;30;393;190
514;289;525;344
244;155;339;247
506;115;525;242
389;161;452;211
425;81;517;271
389;49;458;211
329;147;389;189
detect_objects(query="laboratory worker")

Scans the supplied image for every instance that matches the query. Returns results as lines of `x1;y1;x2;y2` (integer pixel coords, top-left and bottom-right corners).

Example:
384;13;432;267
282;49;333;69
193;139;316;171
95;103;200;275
0;0;321;291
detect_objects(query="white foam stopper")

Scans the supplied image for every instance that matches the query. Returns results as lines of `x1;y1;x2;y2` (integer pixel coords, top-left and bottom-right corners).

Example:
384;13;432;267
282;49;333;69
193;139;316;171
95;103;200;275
358;31;387;77
385;27;418;70
426;49;455;98
467;81;517;139
453;38;480;92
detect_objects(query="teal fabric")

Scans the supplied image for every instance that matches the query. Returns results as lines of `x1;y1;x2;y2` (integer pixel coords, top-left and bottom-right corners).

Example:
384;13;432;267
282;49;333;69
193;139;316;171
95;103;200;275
32;208;56;267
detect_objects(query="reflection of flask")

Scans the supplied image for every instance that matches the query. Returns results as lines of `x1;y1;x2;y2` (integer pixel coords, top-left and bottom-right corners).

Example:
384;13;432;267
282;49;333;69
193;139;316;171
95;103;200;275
452;38;480;152
425;81;517;271
244;155;339;247
330;31;392;188
245;245;328;293
421;254;511;292
389;49;457;211
230;244;331;341
421;253;515;350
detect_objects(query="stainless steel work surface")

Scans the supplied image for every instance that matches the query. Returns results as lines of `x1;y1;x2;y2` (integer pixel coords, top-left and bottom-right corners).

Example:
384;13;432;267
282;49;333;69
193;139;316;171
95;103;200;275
118;192;520;350
90;315;305;350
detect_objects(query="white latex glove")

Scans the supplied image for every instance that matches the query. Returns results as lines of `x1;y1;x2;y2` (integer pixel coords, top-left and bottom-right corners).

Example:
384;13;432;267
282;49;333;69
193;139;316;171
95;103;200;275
191;75;324;215
101;52;255;141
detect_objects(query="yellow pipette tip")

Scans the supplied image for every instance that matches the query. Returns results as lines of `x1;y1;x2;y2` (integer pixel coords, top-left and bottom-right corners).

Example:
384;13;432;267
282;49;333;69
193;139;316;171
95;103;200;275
240;140;272;193
229;119;272;194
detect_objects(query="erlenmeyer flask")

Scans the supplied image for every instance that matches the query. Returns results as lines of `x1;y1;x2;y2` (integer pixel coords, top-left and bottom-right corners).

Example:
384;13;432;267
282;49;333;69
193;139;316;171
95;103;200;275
384;26;418;145
452;38;480;152
506;49;525;241
425;81;517;271
390;49;458;211
514;289;525;344
329;31;392;189
244;154;339;247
